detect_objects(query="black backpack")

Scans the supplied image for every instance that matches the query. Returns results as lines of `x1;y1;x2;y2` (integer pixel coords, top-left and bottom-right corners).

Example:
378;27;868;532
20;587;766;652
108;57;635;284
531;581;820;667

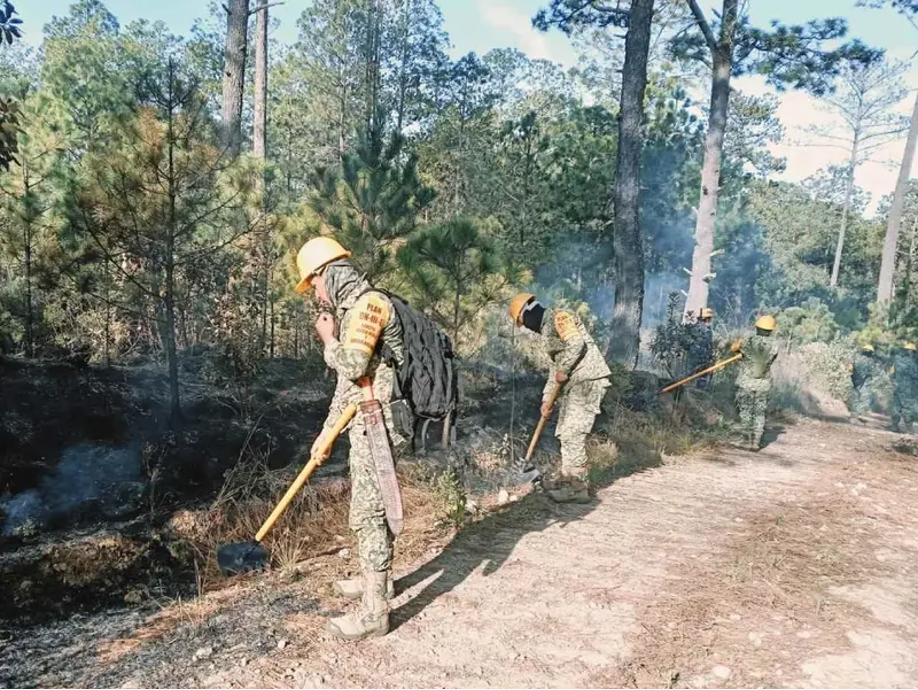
365;289;459;420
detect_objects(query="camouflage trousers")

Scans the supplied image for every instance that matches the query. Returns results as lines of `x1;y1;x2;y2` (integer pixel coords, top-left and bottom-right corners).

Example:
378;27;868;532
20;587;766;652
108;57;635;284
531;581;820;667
555;378;609;480
347;408;410;573
891;390;917;433
736;378;770;448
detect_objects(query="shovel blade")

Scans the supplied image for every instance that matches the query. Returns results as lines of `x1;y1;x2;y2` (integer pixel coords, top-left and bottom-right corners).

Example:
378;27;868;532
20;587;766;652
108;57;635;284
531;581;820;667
217;541;269;575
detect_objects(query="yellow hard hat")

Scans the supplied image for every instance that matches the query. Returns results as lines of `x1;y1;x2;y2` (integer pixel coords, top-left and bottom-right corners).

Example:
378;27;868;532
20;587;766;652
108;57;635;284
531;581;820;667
755;315;776;331
861;344;875;353
294;237;351;293
508;293;535;324
700;307;715;320
905;342;917;351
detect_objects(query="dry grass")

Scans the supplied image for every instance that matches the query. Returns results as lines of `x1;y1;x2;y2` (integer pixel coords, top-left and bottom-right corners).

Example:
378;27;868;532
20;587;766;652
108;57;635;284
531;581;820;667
167;443;444;593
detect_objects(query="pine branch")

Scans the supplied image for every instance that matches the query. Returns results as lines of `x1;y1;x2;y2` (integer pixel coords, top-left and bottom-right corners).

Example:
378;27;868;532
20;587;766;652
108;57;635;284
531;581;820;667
685;0;718;53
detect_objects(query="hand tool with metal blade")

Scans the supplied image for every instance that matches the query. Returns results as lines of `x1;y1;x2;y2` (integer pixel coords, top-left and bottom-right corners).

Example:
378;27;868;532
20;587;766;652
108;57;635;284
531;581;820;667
358;377;404;536
659;353;743;394
216;402;358;575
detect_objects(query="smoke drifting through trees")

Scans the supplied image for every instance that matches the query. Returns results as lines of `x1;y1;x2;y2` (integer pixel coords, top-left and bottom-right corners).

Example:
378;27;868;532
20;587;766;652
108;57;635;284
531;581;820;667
0;0;914;416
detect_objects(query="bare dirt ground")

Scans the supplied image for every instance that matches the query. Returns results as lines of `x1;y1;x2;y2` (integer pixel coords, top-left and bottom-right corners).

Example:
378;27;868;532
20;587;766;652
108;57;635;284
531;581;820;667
3;415;918;689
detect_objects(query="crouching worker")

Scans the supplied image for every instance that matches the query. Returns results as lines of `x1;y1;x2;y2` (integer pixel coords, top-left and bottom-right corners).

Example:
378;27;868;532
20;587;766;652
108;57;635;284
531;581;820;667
509;294;611;503
295;237;410;641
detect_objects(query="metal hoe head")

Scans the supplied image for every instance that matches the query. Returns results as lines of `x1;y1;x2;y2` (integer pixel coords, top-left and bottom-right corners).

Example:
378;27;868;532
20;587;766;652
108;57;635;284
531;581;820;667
216;540;270;575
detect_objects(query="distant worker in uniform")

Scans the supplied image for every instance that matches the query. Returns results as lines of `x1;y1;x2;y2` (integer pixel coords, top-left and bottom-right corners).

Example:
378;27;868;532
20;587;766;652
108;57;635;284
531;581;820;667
294;237;407;641
690;307;716;390
509;293;611;503
733;315;779;451
891;341;918;434
848;344;879;423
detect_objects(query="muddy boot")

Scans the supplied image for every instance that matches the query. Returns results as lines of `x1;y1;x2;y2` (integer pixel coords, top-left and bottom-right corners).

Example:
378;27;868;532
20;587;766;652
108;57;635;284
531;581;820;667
326;571;390;641
333;572;395;600
546;477;590;504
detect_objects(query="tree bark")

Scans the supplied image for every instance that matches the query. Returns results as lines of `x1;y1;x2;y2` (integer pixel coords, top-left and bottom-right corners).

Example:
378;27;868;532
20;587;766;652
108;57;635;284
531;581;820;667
166;62;182;426
831;133;860;287
222;0;250;157
606;0;654;369
22;163;33;358
253;0;268;161
683;0;738;322
877;92;918;305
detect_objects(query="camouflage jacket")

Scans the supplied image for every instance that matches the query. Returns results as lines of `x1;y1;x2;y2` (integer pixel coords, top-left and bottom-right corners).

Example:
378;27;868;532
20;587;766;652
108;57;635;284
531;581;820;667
539;307;611;400
892;351;918;390
321;263;405;432
736;334;779;384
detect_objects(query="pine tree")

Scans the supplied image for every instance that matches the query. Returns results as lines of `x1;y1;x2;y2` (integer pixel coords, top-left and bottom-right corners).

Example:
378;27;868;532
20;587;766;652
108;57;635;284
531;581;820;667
309;116;435;281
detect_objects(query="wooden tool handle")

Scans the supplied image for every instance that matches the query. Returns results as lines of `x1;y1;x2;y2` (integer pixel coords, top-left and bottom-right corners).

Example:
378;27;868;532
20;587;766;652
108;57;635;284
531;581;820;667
525;381;563;462
255;403;358;542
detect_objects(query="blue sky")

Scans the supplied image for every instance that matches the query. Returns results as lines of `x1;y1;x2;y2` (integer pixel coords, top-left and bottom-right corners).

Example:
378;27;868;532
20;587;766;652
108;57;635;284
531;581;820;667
11;0;918;208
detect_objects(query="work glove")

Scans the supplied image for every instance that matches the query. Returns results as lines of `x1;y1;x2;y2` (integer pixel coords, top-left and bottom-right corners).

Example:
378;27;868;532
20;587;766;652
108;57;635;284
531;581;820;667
730;338;743;353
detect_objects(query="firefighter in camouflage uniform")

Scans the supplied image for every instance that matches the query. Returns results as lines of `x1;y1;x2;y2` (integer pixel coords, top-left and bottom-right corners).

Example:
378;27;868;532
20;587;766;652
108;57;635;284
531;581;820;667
848;344;879;422
509;293;612;503
295;237;408;641
734;315;779;451
891;342;918;434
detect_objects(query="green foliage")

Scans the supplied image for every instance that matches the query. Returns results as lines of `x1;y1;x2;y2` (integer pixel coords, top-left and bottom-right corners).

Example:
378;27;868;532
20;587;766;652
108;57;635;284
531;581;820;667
0;0;22;171
796;340;856;401
650;294;712;379
310;119;435;281
777;298;839;346
398;216;521;351
671;13;882;97
430;467;467;529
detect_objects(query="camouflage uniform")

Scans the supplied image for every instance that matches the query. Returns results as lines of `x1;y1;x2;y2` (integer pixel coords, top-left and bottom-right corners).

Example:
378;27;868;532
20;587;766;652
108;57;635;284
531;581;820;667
849;352;879;419
891;349;918;433
317;262;412;640
540;308;611;480
735;333;779;450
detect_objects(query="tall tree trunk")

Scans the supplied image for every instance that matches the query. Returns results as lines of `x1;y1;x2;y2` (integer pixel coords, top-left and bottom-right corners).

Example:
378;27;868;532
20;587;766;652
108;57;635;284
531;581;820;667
166;63;182;426
253;0;268;161
877;92;918;305
831;133;860;287
22;165;33;359
253;0;269;355
683;0;738;322
606;0;654;368
364;0;381;130
104;256;111;365
395;0;411;132
222;0;250;157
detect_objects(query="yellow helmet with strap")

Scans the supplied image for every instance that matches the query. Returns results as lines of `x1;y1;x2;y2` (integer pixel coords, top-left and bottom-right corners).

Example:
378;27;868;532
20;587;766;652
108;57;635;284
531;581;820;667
755;315;776;331
295;237;351;293
508;293;535;324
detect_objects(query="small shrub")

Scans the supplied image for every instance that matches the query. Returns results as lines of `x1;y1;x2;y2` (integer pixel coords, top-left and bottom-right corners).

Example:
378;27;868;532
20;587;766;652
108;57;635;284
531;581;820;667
430;467;467;529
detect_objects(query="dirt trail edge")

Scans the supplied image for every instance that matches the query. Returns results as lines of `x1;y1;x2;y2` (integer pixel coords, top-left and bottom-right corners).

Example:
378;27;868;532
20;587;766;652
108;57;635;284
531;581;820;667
4;417;918;689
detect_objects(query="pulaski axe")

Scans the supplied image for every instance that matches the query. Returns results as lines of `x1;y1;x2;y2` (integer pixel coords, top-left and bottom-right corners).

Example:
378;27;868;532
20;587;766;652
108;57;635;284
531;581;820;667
216;402;358;575
525;380;564;462
660;354;743;394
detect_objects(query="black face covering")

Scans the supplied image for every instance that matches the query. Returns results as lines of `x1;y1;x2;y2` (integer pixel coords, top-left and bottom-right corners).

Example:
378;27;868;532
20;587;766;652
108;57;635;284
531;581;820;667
522;302;545;333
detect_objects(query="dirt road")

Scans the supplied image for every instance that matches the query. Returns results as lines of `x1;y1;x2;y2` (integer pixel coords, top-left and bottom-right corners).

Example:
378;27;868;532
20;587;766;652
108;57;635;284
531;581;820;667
4;417;918;688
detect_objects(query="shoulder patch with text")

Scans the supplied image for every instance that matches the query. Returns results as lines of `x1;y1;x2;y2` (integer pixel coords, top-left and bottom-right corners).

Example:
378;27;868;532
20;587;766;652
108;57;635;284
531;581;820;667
554;311;579;342
344;293;391;356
